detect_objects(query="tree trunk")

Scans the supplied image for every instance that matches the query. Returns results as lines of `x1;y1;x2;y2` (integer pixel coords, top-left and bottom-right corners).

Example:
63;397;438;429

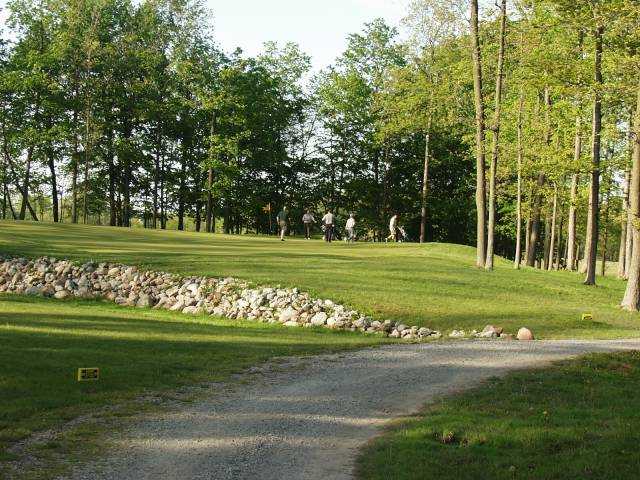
525;216;531;264
543;215;551;270
621;84;640;310
583;25;603;286
1;176;7;219
153;131;161;229
2;144;38;221
18;146;34;220
555;211;564;270
514;93;524;269
485;0;507;270
601;188;610;277
5;183;16;219
178;156;186;231
195;170;202;232
527;173;545;266
419;121;431;244
547;186;557;271
625;199;634;278
567;117;581;271
471;0;487;268
624;107;635;279
71;157;79;223
526;88;551;267
47;146;59;222
618;168;630;278
206;114;216;233
83;103;92;224
107;130;117;226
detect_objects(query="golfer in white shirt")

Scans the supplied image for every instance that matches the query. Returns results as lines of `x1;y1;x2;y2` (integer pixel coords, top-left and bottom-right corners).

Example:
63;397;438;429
345;214;356;242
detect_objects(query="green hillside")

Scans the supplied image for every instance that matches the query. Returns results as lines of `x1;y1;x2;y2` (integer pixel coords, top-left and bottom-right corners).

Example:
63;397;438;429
1;221;638;339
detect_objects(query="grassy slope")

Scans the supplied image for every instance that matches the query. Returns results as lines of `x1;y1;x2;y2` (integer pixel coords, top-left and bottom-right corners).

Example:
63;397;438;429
357;351;640;480
0;294;386;464
1;221;638;339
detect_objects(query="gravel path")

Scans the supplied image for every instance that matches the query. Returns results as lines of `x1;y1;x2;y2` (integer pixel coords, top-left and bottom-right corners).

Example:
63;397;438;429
67;339;640;480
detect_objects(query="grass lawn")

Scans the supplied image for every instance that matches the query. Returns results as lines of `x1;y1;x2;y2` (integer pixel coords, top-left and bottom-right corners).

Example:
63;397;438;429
1;220;639;339
0;294;386;470
357;351;640;480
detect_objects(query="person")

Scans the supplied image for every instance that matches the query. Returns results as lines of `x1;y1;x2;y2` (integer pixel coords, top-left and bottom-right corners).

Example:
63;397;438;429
389;213;400;242
302;209;315;239
321;209;335;242
345;213;356;242
277;206;288;241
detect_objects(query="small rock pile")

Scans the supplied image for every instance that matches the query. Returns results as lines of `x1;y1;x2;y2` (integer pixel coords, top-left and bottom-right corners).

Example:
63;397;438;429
449;324;530;341
0;256;443;341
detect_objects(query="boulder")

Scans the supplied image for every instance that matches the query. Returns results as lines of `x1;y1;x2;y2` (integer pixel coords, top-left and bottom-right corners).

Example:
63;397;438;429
25;286;41;296
136;294;152;308
54;290;69;300
478;329;497;338
517;327;534;341
310;312;328;326
278;307;297;323
482;324;503;335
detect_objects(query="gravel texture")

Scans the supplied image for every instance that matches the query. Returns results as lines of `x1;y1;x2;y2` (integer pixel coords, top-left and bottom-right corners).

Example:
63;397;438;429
65;339;640;480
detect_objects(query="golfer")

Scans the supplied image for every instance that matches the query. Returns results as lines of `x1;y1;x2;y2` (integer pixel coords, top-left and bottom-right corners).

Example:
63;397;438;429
345;213;356;242
322;209;335;243
302;210;315;239
277;207;288;241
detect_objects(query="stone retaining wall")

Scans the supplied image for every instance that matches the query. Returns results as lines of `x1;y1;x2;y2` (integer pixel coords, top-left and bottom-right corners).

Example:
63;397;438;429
0;256;443;341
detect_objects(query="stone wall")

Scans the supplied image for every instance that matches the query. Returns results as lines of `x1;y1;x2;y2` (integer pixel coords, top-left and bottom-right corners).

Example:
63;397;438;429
0;256;443;341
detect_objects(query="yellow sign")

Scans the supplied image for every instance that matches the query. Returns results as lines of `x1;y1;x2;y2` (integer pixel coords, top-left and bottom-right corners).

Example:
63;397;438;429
262;203;271;213
77;367;100;381
581;313;593;321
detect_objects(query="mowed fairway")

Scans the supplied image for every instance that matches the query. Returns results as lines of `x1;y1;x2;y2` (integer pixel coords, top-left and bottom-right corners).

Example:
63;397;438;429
1;220;639;339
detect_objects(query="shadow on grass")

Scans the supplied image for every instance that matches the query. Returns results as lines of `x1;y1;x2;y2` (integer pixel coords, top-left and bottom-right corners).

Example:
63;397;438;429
0;294;384;457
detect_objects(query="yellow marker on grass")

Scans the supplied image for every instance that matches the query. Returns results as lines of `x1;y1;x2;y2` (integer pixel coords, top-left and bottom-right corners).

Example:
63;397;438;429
581;313;593;321
77;367;99;381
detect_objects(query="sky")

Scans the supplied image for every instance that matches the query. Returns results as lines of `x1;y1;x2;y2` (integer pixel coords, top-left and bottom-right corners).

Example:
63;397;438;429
0;0;410;71
206;0;409;70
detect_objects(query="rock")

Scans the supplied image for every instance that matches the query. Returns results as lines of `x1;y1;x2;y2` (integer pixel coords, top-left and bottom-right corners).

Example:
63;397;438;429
353;317;368;329
482;324;503;335
517;327;534;341
449;329;466;338
477;330;497;338
0;255;442;343
279;307;297;323
170;301;185;312
136;294;152;308
54;290;69;299
25;286;41;296
310;312;328;326
418;327;431;337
